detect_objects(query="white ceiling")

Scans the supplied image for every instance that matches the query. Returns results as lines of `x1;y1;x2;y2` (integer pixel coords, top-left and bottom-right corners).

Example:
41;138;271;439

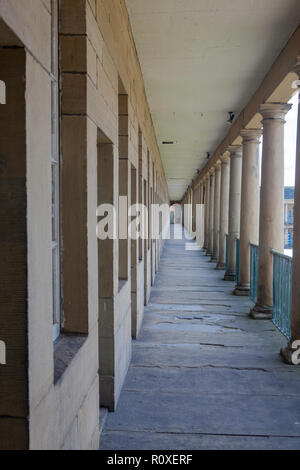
126;0;300;200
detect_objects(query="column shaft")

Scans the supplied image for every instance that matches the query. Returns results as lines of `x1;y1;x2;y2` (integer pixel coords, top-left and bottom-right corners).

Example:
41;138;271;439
204;176;210;251
224;146;242;281
199;182;204;247
281;66;300;362
217;155;230;270
192;188;196;233
208;170;215;256
234;129;262;295
212;162;221;261
250;103;291;319
188;190;192;234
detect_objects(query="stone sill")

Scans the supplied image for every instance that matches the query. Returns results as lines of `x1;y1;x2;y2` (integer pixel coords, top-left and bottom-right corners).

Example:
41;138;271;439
118;279;128;293
54;334;87;385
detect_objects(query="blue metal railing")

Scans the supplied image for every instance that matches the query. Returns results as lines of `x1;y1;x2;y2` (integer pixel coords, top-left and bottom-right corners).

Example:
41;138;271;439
249;243;259;303
285;216;294;225
225;234;228;272
235;238;240;284
271;250;292;340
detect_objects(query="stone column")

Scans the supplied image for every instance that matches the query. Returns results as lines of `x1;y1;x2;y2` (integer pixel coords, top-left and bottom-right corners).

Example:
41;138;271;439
234;129;262;296
281;60;300;362
192;187;196;233
188;189;192;234
250;103;292;319
195;184;200;243
212;161;221;262
201;181;204;205
203;175;210;251
207;168;215;256
217;153;230;270
199;181;204;247
224;145;242;281
189;188;193;235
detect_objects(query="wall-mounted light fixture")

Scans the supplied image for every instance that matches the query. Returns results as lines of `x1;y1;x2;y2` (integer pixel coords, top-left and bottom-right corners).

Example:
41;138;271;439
227;112;235;124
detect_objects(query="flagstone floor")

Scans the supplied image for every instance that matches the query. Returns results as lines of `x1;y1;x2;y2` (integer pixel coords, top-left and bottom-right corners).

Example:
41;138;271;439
101;225;300;450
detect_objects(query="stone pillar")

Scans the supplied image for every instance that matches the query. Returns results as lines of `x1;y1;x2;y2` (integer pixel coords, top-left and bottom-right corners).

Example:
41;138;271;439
195;184;200;243
199;181;204;248
187;190;191;234
281;61;300;362
207;168;215;256
203;175;210;251
224;145;242;281
192;187;196;233
212;161;221;262
234;129;262;296
189;188;193;235
250;103;291;319
217;153;230;270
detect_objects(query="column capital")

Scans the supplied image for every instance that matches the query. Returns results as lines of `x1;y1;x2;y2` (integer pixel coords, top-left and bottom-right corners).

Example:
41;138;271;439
240;128;262;144
209;167;215;176
220;151;230;164
260;103;292;123
292;55;300;78
227;145;242;158
214;160;222;171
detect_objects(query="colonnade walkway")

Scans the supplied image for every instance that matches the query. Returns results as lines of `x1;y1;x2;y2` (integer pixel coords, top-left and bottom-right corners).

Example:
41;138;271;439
101;225;300;450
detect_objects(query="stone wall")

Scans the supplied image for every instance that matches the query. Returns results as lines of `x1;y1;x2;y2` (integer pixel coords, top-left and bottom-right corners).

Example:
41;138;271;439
0;0;168;450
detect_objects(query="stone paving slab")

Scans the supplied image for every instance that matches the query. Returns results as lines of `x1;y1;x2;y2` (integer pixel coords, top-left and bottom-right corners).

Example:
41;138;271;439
101;226;300;450
101;431;300;450
136;328;286;349
131;342;293;370
123;365;300;397
104;389;300;437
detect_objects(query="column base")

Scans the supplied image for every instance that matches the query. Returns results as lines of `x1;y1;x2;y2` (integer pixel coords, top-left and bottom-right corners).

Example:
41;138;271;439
215;262;225;270
224;272;235;281
206;251;212;257
234;284;250;297
249;303;272;320
210;256;218;263
280;341;299;365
